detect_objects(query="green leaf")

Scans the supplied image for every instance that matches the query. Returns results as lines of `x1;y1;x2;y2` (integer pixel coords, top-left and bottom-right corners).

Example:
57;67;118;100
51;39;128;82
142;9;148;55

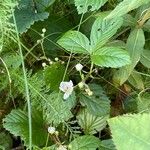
74;0;108;14
99;139;116;150
44;92;76;125
91;47;131;68
3;109;47;147
106;0;150;19
90;16;123;51
79;84;110;116
14;0;52;33
44;62;67;91
57;30;90;54
128;71;144;90
108;113;150;150
68;135;101;150
137;93;150;113
140;49;150;68
113;28;145;85
77;109;108;134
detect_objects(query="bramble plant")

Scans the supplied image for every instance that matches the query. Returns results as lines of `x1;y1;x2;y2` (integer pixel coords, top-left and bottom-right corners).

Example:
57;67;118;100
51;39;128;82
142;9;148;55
0;0;150;150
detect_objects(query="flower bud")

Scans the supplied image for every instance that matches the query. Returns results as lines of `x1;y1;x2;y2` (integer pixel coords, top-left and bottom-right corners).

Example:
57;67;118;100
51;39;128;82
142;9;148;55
48;126;56;134
42;28;46;33
78;82;84;89
85;88;93;96
42;62;47;68
75;63;83;71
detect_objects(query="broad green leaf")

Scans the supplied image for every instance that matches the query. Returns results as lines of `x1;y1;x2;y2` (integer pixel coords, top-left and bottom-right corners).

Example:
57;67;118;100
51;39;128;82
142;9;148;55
77;109;108;134
57;30;90;54
106;0;150;19
44;62;67;91
140;49;150;68
128;71;144;90
91;47;131;68
3;109;47;147
113;28;145;85
14;0;52;33
137;93;150;113
99;139;116;150
68;135;101;150
74;0;108;14
90;16;123;51
108;113;150;150
79;84;110;116
44;92;76;125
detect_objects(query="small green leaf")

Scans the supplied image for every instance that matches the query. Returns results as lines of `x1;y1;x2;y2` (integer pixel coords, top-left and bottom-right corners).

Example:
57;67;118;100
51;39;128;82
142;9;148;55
137;93;150;113
91;47;131;68
79;84;110;116
99;139;116;150
113;28;145;85
57;30;90;54
77;109;108;134
140;49;150;68
90;16;123;51
3;109;47;147
74;0;108;14
68;135;101;150
106;0;150;19
108;113;150;150
128;71;144;90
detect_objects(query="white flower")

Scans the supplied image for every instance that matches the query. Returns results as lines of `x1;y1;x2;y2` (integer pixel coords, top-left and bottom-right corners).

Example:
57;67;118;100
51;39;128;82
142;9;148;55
59;80;73;99
48;126;56;134
57;145;67;150
75;63;83;71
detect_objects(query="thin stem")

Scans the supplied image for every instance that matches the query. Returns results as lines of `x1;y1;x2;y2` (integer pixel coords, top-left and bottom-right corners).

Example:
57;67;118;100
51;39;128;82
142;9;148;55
11;8;32;150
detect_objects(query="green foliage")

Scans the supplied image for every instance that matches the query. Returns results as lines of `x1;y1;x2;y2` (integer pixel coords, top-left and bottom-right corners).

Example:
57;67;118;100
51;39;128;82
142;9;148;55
0;132;12;150
106;0;150;19
108;113;150;150
128;71;144;90
137;93;150;113
1;0;150;149
44;62;67;91
3;109;48;147
90;16;123;51
140;49;150;68
14;0;54;33
113;28;145;85
57;31;90;54
44;92;76;125
77;109;108;134
74;0;108;14
58;16;130;68
68;135;101;150
91;47;131;68
79;84;110;116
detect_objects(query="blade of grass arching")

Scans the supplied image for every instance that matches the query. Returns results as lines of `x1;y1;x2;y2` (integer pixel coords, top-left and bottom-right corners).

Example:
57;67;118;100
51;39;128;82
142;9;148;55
11;8;32;150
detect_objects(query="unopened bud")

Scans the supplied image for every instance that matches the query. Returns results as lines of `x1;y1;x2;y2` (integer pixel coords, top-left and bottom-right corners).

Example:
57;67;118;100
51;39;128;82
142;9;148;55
75;63;83;71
